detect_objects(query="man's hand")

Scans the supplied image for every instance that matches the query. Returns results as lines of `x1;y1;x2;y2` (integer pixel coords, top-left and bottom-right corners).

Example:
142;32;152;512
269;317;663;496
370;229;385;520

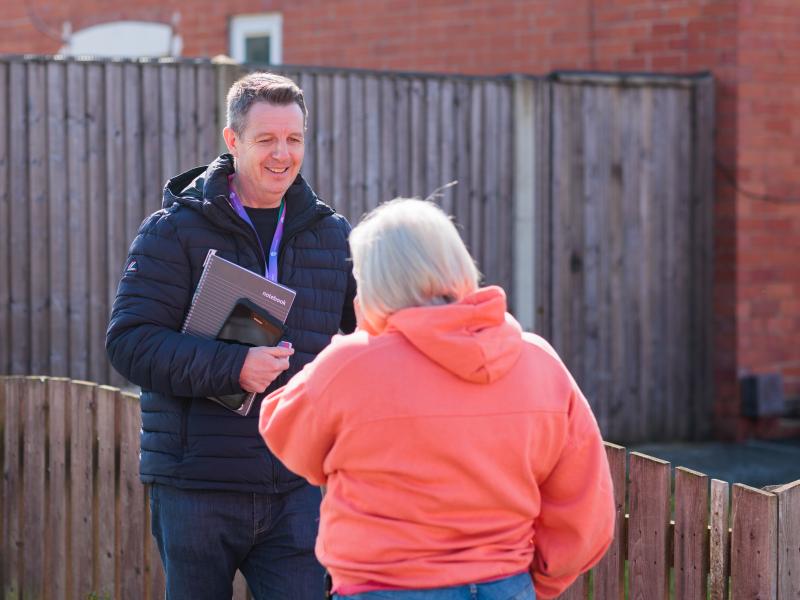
239;346;294;393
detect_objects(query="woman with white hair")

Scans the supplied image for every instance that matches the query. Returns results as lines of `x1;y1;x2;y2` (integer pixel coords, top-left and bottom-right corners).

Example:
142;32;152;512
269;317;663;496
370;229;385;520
259;199;615;599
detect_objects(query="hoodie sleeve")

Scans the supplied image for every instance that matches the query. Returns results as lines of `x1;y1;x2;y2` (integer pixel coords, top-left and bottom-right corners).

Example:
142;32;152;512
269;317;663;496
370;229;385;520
106;212;249;398
259;356;335;486
530;380;615;599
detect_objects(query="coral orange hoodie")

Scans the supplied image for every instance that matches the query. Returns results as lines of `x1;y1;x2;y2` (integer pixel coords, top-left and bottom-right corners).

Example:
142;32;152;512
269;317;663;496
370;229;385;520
260;286;615;598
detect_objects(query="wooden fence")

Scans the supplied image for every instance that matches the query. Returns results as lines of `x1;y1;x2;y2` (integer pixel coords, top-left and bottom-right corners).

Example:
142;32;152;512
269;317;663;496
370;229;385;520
0;56;713;443
2;376;798;599
529;72;715;443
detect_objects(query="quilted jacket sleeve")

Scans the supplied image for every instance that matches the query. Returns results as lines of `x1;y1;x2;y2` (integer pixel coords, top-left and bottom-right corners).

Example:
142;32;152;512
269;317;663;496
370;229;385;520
106;211;249;398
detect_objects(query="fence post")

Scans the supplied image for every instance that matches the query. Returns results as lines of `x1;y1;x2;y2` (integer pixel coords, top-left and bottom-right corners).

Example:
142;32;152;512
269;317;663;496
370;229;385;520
512;75;536;332
774;480;800;599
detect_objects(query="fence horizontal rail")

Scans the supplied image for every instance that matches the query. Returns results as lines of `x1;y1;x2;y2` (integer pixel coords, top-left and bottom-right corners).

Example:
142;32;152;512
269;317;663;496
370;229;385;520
1;376;797;599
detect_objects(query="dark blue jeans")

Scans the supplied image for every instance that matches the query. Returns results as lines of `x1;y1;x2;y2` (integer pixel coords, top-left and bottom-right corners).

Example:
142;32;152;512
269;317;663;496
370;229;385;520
149;483;324;600
334;573;535;600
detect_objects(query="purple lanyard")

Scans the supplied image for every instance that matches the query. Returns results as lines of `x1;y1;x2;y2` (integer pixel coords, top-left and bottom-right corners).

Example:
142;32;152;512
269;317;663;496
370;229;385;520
227;175;286;282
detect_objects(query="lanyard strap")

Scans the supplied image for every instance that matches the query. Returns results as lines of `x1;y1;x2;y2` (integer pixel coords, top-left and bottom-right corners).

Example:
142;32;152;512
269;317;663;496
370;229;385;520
227;175;285;282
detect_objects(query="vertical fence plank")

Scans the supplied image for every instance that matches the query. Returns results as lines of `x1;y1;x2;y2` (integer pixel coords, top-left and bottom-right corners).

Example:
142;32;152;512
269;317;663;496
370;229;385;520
67;62;90;381
628;452;670;600
87;63;109;386
468;80;484;262
119;391;146;599
708;479;730;600
0;64;8;374
394;77;411;199
618;88;646;443
364;74;381;212
482;81;500;285
380;76;397;205
105;61;127;388
96;386;118;598
331;74;349;217
347;73;365;222
394;77;413;197
178;63;198;172
197;62;219;169
533;78;552;338
28;64;49;376
141;63;163;217
731;484;777;600
593;443;626;599
580;85;610;426
2;377;23;598
46;377;70;600
0;378;3;594
674;467;709;599
452;79;472;253
410;77;425;197
159;63;179;191
214;62;246;156
9;62;29;374
314;74;334;204
439;78;456;215
424;77;441;197
22;377;46;599
550;82;585;376
47;60;69;378
70;380;96;599
124;62;145;243
667;89;693;440
299;71;316;190
774;480;800;600
497;81;514;297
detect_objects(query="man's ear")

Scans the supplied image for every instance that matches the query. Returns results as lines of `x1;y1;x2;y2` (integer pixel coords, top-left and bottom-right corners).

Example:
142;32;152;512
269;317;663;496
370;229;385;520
222;126;238;156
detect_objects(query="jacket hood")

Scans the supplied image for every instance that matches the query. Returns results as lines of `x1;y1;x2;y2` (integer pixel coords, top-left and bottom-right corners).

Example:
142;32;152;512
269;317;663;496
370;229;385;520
384;286;523;384
161;154;333;231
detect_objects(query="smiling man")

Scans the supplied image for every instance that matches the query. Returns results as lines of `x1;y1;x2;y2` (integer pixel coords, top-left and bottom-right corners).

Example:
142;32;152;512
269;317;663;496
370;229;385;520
106;73;356;599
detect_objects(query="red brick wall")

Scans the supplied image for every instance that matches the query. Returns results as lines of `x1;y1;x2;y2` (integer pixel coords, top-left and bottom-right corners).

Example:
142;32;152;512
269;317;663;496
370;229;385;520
734;0;800;425
2;0;798;436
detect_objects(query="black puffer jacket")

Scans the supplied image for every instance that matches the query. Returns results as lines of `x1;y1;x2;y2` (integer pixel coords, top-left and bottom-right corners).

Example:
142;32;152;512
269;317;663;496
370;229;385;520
106;154;356;493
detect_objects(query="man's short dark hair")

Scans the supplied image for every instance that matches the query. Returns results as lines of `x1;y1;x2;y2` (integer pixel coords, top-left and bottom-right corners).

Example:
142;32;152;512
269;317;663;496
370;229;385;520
226;72;308;135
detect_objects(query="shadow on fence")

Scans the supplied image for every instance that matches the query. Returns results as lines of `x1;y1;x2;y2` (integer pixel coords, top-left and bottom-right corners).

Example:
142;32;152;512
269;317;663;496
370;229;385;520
1;376;798;599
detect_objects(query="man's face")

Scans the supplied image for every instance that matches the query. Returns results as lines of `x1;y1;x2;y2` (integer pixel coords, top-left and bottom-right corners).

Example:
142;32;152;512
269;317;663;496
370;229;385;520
224;101;305;208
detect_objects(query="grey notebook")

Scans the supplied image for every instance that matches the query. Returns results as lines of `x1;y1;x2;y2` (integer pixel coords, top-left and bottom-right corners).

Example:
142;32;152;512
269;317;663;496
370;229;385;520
181;249;296;338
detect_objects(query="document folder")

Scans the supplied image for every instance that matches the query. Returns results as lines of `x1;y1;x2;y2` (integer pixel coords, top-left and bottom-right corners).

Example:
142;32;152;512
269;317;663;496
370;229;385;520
181;249;296;415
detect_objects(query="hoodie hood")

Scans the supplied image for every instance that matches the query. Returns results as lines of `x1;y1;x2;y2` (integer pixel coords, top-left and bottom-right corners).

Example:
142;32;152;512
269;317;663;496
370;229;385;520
384;286;523;384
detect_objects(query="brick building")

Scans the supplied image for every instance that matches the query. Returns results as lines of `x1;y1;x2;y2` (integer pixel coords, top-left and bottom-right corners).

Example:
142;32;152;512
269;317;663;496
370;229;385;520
1;0;798;439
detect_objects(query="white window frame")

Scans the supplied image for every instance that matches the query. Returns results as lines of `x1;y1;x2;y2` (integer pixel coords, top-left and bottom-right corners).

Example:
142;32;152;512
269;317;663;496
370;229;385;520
229;13;283;64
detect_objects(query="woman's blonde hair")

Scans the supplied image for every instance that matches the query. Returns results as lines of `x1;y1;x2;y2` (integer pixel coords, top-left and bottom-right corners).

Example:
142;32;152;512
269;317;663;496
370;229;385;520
349;198;480;330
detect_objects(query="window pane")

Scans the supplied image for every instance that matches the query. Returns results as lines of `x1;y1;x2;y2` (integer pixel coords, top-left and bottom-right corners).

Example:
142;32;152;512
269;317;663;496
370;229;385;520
245;36;271;64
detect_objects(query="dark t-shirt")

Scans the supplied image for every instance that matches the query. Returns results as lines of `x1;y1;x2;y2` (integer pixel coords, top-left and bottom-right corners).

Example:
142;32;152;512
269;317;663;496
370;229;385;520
244;206;280;253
